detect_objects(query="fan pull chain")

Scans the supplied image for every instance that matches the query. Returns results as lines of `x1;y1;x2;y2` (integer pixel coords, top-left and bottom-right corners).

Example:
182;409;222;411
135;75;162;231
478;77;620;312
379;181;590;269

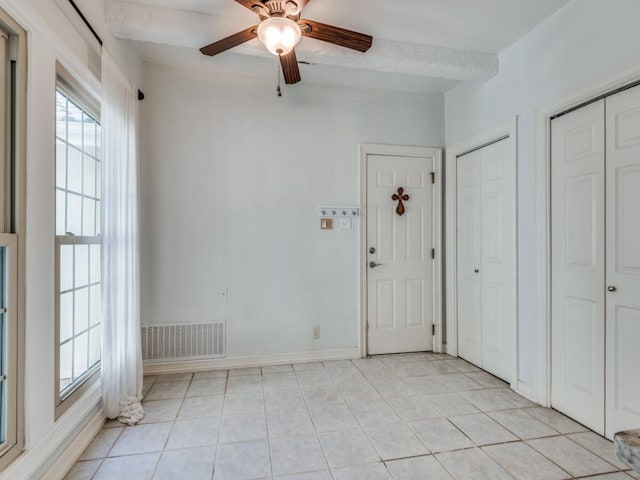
277;60;282;97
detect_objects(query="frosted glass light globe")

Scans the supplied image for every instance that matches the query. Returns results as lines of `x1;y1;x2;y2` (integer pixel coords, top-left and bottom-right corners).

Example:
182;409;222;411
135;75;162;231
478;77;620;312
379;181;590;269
257;17;302;56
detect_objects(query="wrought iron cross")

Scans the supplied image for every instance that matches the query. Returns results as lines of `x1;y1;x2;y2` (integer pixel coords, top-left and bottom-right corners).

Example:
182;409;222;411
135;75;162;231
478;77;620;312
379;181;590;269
392;187;410;216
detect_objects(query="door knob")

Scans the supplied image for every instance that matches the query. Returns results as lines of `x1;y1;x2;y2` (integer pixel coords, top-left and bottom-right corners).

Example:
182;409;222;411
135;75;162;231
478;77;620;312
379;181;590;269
607;286;617;292
369;261;383;268
369;247;376;254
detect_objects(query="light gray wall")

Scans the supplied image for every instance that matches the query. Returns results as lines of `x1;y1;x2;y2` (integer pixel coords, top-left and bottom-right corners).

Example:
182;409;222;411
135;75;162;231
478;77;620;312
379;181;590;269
139;62;444;358
445;0;640;389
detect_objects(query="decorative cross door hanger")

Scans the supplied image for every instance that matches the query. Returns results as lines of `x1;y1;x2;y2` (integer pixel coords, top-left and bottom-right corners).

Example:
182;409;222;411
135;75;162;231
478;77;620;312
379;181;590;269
392;187;410;216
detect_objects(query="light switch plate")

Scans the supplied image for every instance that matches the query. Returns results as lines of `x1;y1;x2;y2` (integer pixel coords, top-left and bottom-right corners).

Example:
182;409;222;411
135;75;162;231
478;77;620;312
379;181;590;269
340;218;352;230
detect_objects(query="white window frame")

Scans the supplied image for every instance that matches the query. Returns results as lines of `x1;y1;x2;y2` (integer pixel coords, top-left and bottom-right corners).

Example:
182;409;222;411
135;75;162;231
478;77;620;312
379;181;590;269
54;69;101;418
0;6;26;472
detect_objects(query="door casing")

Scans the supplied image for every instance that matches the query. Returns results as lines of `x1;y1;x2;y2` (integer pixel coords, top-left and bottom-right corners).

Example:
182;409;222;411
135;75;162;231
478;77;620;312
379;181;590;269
359;144;443;357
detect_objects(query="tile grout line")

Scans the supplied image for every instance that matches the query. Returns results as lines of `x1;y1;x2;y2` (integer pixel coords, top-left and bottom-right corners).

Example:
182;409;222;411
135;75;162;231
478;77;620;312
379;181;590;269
69;355;632;480
150;372;192;479
293;362;335;479
210;369;229;480
258;367;276;480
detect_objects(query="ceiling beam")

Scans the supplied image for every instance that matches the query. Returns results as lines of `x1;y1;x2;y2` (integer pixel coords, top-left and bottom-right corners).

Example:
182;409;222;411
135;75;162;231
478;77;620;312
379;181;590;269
106;0;498;82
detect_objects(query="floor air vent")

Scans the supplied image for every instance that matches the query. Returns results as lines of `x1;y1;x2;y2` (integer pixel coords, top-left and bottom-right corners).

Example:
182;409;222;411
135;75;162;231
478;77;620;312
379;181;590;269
141;322;225;361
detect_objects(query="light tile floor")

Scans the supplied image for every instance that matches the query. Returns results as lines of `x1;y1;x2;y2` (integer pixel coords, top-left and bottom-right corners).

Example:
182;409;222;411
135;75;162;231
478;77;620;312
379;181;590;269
64;354;640;480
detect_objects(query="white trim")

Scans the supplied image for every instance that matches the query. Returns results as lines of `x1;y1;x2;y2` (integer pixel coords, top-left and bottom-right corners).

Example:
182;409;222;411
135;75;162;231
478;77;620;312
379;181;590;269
52;0;102;55
515;380;537;404
0;0;101;97
0;382;102;480
510;117;519;390
45;410;104;480
533;55;640;407
358;143;443;357
433;148;444;353
444;120;519;387
143;347;362;375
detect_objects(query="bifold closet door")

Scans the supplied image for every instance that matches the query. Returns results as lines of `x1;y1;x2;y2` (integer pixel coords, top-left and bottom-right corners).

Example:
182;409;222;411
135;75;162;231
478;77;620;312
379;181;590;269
457;150;483;367
457;138;513;382
551;100;606;435
605;85;640;437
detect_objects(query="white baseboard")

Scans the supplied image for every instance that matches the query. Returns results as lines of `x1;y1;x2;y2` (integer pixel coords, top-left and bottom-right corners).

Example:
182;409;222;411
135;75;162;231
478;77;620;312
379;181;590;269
515;380;538;404
143;347;362;375
0;382;103;480
44;409;104;480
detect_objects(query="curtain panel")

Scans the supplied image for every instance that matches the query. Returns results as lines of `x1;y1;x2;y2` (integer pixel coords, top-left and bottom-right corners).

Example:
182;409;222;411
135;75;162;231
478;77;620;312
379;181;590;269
100;50;144;425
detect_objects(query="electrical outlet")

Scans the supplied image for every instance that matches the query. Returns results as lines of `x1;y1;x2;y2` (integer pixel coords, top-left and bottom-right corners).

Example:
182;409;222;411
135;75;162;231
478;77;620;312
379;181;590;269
219;288;229;301
313;326;320;339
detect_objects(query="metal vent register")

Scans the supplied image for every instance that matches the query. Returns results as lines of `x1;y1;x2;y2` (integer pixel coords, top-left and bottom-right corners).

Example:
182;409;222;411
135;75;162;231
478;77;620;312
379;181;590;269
141;322;225;361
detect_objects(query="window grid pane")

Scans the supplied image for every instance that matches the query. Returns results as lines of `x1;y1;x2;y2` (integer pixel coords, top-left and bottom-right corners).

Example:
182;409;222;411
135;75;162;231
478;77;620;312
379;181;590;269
55;88;101;398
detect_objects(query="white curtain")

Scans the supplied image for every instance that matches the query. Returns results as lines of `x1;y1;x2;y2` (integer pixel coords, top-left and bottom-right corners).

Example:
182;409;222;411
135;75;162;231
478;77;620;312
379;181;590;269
101;51;144;425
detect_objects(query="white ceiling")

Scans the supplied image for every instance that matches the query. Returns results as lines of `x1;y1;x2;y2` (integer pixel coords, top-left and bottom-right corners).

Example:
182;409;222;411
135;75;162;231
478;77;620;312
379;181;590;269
110;0;571;93
121;0;569;53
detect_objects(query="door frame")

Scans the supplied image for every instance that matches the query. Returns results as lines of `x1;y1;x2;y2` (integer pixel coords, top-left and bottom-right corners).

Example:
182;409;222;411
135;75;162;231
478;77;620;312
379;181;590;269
359;144;443;358
534;59;640;407
444;119;518;388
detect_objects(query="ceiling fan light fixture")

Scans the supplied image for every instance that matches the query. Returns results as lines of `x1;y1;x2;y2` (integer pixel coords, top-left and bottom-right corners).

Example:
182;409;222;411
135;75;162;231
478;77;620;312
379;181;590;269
257;17;302;56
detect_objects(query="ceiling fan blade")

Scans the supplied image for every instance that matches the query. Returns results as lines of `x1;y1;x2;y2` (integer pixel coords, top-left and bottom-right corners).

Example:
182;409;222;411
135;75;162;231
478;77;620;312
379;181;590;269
200;26;258;56
280;50;301;84
300;20;372;52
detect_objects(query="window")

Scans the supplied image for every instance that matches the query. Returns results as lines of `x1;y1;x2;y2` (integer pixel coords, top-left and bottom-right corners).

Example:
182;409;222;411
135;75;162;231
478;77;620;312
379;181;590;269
55;77;101;414
0;235;18;458
0;6;26;471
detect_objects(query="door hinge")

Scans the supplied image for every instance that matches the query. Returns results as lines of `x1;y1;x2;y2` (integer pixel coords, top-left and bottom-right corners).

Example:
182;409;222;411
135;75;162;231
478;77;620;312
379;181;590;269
431;248;435;259
430;172;435;184
432;324;436;336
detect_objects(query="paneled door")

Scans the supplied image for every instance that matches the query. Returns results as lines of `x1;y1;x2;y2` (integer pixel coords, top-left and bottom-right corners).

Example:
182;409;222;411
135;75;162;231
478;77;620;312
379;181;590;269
605;85;640;437
457;150;483;367
366;153;436;355
456;138;514;382
551;100;606;435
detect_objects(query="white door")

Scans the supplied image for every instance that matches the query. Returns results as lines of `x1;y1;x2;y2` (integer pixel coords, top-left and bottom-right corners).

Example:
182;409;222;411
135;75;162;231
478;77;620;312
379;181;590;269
456;138;514;382
551;100;606;435
457;150;483;366
479;140;514;381
605;85;640;437
367;153;435;355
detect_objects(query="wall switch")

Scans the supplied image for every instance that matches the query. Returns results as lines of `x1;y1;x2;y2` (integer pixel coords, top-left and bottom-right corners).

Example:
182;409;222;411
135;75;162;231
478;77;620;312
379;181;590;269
313;326;320;339
219;288;229;301
320;218;333;230
340;218;352;230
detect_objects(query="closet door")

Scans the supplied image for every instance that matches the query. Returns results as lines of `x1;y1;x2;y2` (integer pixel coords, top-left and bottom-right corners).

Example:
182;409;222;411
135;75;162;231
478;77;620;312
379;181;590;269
551;100;606;435
457;150;483;367
456;138;514;382
479;140;513;381
605;85;640;437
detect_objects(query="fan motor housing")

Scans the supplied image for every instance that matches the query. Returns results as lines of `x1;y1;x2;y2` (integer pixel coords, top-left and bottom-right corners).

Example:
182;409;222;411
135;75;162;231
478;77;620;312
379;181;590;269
254;0;299;18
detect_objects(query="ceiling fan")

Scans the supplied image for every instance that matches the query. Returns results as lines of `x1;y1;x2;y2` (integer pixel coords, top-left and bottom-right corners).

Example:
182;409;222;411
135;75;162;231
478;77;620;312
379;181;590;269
199;0;373;85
